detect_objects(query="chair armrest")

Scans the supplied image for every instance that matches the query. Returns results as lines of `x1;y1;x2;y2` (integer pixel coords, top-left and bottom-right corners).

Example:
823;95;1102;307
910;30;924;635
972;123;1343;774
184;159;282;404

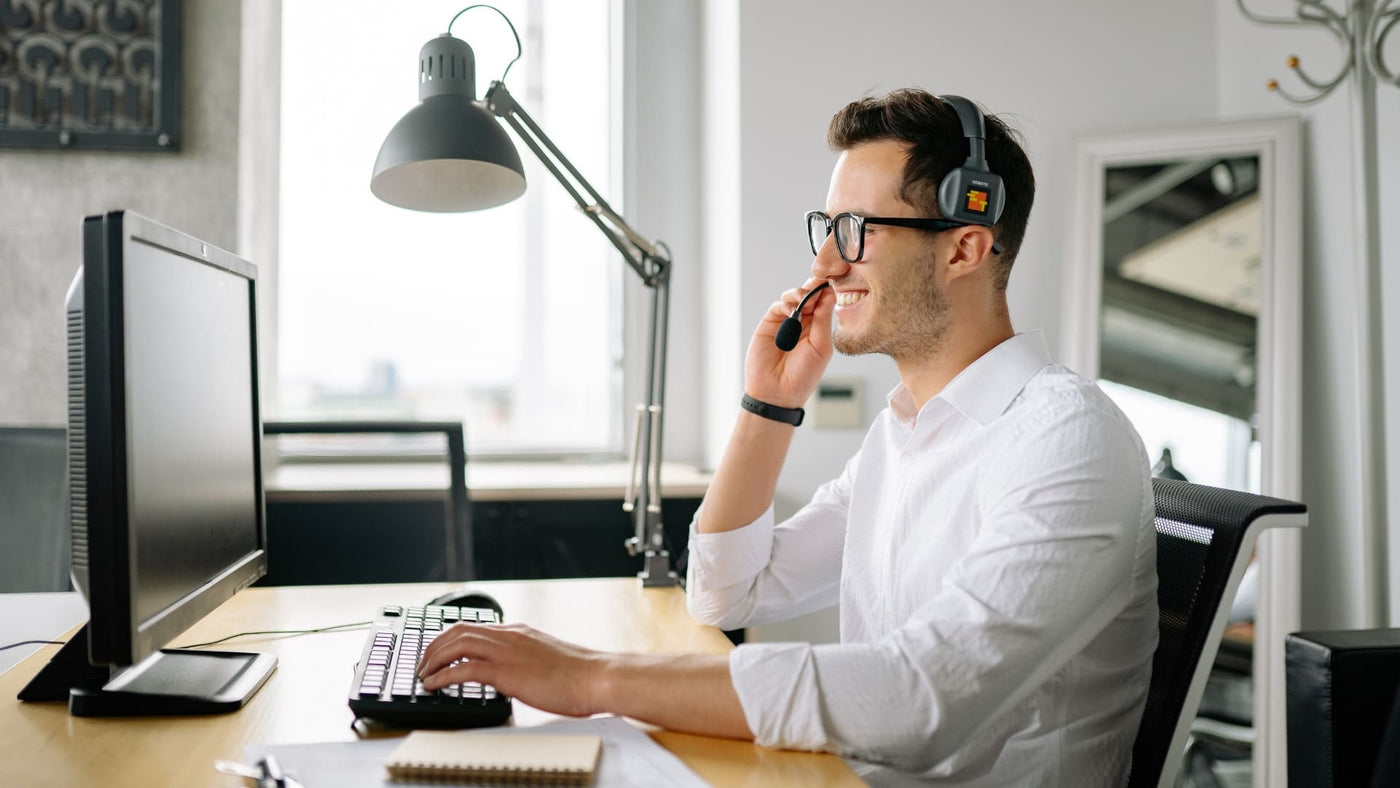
262;420;472;580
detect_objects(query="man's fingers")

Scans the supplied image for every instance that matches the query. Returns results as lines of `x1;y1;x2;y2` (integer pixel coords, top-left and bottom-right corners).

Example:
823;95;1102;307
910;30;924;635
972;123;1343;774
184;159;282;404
418;624;504;677
768;280;830;322
420;659;501;691
804;285;836;348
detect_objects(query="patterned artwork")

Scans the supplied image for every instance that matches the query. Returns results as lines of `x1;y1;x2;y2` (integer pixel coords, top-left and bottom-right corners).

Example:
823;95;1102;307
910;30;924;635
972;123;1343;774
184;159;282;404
0;0;179;151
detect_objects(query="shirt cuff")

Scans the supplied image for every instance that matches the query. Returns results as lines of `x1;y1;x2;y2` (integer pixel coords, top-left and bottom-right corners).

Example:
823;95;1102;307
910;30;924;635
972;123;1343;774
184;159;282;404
729;642;828;751
687;505;776;588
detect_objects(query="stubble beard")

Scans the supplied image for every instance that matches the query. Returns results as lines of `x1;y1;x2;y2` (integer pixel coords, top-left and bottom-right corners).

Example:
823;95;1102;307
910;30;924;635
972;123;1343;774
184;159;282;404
832;249;951;362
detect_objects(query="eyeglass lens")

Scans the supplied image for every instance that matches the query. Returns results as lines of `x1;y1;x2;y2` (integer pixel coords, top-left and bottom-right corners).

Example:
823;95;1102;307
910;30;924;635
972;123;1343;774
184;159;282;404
807;213;863;262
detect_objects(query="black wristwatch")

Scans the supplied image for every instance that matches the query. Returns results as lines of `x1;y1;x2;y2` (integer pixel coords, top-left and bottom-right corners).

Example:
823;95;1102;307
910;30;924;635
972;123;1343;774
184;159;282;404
740;393;805;426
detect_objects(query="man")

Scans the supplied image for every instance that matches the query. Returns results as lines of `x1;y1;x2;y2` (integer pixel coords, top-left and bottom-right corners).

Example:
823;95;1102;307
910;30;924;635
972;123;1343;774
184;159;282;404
419;89;1157;785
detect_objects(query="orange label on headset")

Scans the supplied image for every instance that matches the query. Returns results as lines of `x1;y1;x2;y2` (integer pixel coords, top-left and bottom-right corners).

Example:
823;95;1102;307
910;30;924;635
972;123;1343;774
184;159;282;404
966;189;989;213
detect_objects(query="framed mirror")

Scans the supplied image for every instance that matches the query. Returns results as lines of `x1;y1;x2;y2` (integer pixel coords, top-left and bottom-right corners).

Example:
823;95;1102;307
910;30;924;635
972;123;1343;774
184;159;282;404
1063;117;1301;786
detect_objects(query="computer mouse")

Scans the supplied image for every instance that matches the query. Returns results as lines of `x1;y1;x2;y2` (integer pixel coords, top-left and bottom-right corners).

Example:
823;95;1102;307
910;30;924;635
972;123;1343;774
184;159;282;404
426;589;504;619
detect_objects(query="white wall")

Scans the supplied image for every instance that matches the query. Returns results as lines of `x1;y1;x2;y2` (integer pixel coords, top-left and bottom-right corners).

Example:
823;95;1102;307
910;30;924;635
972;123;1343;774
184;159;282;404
1215;1;1400;631
695;0;1221;642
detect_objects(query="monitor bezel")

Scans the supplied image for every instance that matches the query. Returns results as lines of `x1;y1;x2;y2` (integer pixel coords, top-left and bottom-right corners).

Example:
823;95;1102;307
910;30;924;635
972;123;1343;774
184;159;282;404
81;210;268;667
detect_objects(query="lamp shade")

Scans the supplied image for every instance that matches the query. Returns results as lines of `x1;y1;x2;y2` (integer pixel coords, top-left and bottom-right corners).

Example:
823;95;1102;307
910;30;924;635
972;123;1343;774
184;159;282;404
370;34;526;213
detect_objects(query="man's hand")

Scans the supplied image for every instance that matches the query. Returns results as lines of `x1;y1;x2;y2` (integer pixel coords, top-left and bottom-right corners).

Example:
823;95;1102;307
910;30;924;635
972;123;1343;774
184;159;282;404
417;623;753;740
744;278;836;408
417;622;606;718
693;278;836;536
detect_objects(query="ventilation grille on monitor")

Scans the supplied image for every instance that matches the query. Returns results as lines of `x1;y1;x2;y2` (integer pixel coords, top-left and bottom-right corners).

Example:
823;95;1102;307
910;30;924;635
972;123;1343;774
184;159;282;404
67;306;88;571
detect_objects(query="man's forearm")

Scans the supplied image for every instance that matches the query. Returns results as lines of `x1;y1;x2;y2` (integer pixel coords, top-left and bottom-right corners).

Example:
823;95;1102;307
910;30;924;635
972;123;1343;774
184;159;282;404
592;652;754;740
696;411;797;534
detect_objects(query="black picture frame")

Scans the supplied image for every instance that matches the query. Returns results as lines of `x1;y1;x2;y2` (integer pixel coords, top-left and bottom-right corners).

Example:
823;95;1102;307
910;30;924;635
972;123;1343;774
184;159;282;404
0;0;181;152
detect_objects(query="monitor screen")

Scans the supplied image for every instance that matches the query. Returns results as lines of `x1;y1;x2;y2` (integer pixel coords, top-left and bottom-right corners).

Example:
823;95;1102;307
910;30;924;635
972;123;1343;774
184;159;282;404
124;235;260;627
67;210;268;669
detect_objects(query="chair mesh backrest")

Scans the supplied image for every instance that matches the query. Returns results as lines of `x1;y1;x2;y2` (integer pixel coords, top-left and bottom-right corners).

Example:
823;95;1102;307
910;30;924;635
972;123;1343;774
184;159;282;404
1126;478;1305;788
0;427;70;592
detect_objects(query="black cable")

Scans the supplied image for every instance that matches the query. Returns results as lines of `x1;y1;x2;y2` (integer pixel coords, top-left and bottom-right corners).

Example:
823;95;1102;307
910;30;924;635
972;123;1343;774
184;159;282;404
0;640;66;652
447;4;524;82
2;622;374;654
176;621;372;649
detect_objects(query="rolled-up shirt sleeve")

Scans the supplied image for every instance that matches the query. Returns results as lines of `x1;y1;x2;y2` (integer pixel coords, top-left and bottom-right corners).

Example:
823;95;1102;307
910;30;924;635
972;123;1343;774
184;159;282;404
685;453;857;631
725;406;1155;774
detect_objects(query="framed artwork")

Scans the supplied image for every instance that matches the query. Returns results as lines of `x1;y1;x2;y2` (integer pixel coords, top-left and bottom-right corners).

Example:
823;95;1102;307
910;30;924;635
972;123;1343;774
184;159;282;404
0;0;180;151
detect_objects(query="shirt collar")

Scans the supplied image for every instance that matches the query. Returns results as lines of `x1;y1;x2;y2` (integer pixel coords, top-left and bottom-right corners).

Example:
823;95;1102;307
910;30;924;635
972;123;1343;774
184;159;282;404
887;331;1053;428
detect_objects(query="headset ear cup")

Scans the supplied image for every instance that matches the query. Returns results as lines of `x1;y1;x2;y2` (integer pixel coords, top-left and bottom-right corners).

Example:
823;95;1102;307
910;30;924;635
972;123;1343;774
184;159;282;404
987;182;1006;225
939;168;1003;226
937;170;961;219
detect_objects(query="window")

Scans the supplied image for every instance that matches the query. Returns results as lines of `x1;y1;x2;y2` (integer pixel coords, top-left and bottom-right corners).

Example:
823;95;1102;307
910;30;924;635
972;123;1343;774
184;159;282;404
1099;379;1259;491
279;0;619;456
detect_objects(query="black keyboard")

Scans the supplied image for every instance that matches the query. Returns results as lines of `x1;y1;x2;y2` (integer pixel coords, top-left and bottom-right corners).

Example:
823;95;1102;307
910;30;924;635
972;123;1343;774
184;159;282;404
347;603;512;728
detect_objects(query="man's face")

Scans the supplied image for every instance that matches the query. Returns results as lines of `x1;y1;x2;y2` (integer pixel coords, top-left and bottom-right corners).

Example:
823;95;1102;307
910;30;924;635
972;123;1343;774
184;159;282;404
812;140;950;361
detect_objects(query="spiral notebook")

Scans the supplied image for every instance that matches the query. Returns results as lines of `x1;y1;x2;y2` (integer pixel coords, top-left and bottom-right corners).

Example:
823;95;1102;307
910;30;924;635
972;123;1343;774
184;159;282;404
385;730;602;785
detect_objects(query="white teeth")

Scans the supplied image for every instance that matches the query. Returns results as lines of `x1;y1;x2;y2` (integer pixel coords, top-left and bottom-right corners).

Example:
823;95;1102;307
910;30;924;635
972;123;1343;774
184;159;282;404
836;291;866;307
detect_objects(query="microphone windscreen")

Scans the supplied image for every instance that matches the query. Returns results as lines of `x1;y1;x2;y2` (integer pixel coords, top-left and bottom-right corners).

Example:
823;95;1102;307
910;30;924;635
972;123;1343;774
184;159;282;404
774;317;803;351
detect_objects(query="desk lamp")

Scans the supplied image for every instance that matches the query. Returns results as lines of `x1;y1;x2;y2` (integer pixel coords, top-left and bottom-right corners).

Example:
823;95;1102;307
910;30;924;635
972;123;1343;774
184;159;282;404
370;5;676;587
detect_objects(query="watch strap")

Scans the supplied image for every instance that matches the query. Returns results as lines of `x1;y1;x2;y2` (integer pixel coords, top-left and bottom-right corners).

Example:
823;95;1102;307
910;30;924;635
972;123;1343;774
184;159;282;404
740;394;805;426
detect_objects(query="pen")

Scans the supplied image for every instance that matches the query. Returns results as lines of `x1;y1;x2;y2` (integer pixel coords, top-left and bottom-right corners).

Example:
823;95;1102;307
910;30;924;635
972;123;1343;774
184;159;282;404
213;754;304;788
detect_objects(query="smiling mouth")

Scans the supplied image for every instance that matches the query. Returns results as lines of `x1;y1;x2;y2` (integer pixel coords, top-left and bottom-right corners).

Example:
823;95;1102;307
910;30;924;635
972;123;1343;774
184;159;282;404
836;291;867;307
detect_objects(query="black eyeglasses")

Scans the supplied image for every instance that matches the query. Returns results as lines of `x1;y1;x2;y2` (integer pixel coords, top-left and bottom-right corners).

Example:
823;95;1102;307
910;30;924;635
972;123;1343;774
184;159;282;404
805;210;1003;262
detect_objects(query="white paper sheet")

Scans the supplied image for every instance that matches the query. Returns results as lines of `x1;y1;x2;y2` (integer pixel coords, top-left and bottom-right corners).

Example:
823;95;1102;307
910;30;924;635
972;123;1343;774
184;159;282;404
244;716;711;788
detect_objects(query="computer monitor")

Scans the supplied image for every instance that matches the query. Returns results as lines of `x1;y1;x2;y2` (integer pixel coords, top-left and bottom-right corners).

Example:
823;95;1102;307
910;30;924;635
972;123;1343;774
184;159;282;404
19;210;276;716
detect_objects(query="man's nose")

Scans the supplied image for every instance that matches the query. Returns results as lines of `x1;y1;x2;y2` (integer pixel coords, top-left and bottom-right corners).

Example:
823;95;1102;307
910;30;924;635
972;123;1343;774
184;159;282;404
811;233;850;280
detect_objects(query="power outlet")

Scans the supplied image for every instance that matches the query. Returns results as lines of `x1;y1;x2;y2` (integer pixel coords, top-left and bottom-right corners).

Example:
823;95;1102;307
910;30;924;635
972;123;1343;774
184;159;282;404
809;377;863;429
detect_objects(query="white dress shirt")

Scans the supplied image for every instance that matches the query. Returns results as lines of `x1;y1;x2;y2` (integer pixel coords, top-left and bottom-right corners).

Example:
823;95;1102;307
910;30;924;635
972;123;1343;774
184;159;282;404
687;331;1157;786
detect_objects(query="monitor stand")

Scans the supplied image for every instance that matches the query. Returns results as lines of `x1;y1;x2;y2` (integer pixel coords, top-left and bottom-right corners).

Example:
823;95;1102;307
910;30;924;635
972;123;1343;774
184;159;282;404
17;622;277;717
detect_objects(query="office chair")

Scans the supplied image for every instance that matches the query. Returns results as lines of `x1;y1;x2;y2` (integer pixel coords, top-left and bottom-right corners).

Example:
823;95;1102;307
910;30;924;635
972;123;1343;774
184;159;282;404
261;421;473;584
1125;478;1306;788
0;426;71;592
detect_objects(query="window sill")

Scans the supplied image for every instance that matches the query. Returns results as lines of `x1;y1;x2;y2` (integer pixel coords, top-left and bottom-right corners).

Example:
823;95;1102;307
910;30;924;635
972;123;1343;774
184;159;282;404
265;460;712;503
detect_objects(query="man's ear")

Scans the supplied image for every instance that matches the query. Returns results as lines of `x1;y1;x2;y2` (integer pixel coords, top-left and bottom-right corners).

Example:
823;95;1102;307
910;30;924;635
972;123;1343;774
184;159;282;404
945;225;997;280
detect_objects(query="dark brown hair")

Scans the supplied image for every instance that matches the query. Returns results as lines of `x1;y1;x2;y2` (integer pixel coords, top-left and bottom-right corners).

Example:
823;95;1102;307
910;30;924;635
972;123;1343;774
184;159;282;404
828;89;1035;291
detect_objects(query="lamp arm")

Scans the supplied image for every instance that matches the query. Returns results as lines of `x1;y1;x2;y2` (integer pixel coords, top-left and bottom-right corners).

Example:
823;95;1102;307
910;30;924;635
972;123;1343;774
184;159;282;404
483;81;665;284
481;79;677;586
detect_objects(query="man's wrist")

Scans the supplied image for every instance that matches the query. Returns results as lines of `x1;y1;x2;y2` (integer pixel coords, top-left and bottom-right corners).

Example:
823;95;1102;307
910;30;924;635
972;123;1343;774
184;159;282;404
586;652;622;716
740;393;805;426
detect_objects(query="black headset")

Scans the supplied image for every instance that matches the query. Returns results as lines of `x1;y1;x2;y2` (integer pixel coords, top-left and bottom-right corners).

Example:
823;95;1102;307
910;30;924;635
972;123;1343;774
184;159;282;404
935;95;1005;227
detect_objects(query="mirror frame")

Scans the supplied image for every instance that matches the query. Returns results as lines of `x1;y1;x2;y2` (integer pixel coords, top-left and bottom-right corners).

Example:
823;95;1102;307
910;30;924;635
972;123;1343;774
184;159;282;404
1063;116;1302;786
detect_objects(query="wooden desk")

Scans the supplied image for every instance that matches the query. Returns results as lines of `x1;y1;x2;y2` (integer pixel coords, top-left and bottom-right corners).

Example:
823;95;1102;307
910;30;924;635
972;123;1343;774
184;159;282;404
0;578;860;787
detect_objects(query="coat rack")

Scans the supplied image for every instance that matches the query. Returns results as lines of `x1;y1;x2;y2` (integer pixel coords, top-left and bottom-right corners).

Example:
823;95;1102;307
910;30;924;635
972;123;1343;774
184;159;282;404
1235;0;1400;104
1237;0;1395;643
1234;3;1397;784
